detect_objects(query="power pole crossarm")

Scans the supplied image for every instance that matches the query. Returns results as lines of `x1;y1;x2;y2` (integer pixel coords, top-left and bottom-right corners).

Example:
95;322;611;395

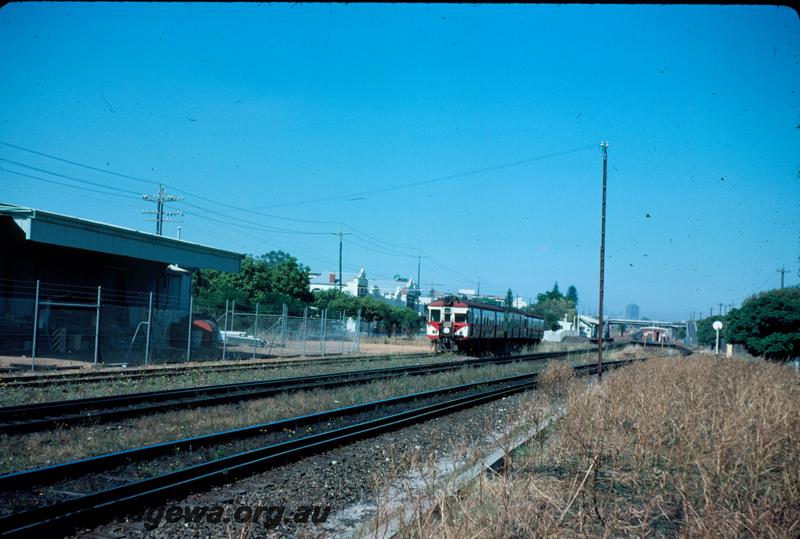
143;184;183;236
778;266;787;289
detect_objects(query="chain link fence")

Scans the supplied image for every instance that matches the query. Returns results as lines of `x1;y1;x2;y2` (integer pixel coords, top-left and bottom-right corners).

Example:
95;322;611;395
0;278;370;371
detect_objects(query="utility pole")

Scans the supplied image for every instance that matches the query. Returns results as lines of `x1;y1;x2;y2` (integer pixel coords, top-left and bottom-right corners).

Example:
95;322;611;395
709;307;714;318
778;266;787;288
597;141;608;381
143;184;183;235
417;253;422;289
718;303;724;316
331;224;352;292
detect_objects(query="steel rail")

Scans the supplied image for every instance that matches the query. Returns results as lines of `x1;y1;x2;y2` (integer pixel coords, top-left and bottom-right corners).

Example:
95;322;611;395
0;359;634;538
0;352;439;388
0;347;622;434
0;361;624;491
1;341;688;387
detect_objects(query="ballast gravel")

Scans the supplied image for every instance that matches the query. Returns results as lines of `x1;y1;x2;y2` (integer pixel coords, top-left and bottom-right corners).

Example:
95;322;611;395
76;389;540;539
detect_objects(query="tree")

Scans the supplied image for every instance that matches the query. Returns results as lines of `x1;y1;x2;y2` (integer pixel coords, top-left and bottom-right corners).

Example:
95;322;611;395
530;296;573;331
725;287;800;360
505;289;514;308
319;294;422;336
193;251;312;308
267;257;312;302
537;282;563;303
530;281;577;331
566;285;578;305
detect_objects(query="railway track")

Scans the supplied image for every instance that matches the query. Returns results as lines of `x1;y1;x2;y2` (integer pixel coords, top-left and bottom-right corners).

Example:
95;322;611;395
0;351;439;388
0;346;624;435
0;358;638;538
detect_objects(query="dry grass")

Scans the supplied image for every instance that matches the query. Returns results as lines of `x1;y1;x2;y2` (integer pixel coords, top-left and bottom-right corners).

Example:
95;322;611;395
387;354;800;538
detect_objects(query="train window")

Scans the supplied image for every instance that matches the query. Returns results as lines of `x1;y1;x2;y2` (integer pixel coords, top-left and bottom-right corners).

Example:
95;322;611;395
455;313;466;323
444;311;451;322
430;309;441;322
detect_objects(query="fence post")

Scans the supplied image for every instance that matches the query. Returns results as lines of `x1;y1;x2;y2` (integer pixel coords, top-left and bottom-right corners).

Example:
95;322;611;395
186;294;193;362
320;309;327;356
280;304;288;357
222;299;229;361
340;310;345;354
302;307;308;358
230;300;236;359
253;303;259;360
144;291;153;365
94;286;102;366
352;308;362;353
31;280;40;371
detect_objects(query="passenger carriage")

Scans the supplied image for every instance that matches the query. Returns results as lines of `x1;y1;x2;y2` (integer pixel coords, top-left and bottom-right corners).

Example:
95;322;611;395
426;296;544;354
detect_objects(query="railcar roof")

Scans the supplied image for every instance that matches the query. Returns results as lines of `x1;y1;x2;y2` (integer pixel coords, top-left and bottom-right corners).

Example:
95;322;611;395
428;296;543;319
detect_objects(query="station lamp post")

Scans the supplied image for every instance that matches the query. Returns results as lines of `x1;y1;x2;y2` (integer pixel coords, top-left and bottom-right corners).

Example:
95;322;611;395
713;320;723;356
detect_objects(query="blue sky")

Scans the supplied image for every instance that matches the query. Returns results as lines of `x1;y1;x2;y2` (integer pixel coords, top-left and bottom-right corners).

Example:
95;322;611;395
1;3;798;320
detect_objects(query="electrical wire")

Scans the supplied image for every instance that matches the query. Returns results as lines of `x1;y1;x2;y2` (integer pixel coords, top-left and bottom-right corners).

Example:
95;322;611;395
253;144;596;209
0;158;142;196
0;168;142;202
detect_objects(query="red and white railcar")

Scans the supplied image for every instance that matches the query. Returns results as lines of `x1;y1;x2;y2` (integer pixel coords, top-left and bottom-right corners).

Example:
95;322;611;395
427;296;544;354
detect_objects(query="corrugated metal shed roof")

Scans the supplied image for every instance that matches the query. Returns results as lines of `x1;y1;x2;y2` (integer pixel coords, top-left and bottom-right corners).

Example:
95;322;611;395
2;203;243;272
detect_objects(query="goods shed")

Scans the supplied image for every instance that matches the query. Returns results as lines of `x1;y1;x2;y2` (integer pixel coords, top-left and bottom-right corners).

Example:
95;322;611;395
0;203;243;365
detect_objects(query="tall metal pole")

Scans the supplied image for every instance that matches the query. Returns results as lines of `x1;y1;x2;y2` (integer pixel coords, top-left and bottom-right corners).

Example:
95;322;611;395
186;294;193;362
145;291;153;365
253;303;259;359
778;266;787;288
340;310;346;354
302;306;308;357
417;254;421;289
31;280;40;371
339;227;343;292
597;141;608;381
321;308;327;355
355;308;362;353
280;304;287;357
222;299;229;361
94;286;102;366
230;300;236;359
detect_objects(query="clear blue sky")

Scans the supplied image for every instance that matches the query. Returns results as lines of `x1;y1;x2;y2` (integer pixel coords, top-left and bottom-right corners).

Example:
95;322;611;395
1;3;798;320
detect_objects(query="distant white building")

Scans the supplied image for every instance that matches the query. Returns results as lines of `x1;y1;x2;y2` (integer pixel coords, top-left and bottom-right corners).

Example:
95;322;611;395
309;268;369;297
512;297;528;309
543;314;581;342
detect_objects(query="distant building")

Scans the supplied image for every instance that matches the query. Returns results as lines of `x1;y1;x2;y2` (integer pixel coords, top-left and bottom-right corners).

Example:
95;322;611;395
625;303;640;320
309;268;369;297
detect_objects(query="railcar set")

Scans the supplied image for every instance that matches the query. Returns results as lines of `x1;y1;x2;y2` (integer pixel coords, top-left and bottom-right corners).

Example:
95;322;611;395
427;296;545;354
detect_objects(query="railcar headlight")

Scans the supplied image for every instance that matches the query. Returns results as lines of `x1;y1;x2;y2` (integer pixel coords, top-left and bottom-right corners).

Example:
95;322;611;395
443;327;451;335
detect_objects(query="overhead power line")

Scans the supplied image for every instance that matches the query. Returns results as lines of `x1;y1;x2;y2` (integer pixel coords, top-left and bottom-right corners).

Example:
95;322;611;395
0;140;338;226
0;157;141;195
0;167;141;201
253;144;597;210
0;140;154;185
